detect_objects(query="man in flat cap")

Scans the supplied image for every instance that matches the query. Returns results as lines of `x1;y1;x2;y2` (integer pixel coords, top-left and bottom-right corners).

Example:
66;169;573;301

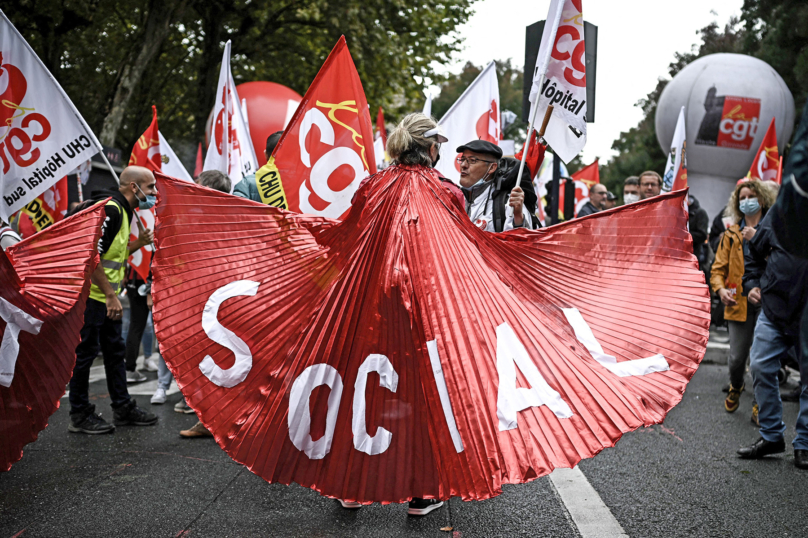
456;140;537;232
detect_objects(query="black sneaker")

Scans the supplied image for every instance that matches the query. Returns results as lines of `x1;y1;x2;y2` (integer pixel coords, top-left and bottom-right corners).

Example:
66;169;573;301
68;405;115;434
407;498;444;516
113;399;158;426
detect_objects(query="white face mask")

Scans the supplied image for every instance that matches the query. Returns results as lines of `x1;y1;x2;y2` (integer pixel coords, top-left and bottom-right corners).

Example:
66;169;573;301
624;193;639;204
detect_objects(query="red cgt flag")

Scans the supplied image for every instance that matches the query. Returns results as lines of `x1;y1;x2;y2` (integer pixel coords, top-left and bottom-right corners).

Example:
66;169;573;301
0;202;105;471
12;175;69;238
269;36;376;220
152;167;709;503
746;118;779;183
127;106;161;280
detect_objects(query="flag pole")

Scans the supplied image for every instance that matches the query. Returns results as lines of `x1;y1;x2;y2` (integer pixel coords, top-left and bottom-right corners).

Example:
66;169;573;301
516;91;553;182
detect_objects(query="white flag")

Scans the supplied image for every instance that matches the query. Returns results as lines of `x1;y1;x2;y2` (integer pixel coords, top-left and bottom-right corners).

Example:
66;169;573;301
0;10;102;222
422;91;433;118
203;40;258;190
662;106;687;193
436;62;500;182
528;0;587;164
158;131;193;182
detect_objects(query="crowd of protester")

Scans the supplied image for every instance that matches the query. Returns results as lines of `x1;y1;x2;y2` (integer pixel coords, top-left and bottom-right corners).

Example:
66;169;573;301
0;111;804;517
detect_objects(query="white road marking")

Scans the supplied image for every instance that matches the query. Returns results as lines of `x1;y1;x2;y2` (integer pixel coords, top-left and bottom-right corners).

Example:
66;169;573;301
549;467;628;538
706;341;730;350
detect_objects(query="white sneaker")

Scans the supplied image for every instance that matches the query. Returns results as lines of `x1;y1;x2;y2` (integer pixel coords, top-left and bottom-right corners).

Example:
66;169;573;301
151;388;167;404
144;357;159;372
126;370;147;384
338;500;363;509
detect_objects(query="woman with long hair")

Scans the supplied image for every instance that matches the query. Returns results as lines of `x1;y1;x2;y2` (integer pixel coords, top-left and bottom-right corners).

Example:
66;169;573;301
711;180;777;416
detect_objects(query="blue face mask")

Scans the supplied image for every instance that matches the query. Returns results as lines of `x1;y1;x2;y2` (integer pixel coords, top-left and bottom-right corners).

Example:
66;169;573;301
136;183;157;210
739;197;760;216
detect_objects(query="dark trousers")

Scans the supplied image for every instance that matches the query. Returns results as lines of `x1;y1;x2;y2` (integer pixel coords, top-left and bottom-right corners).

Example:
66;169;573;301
125;289;150;371
69;298;131;414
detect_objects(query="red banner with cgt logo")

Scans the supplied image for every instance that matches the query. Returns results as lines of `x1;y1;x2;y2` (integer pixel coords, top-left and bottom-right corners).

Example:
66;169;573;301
269;37;376;220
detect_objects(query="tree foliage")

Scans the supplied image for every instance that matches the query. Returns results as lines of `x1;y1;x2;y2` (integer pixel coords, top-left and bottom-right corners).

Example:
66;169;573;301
600;0;808;199
5;0;475;166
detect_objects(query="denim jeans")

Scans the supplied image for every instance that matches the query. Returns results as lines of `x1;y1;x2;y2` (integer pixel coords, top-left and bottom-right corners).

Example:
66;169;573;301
70;299;131;414
157;353;174;391
750;310;808;450
727;305;760;389
142;312;154;358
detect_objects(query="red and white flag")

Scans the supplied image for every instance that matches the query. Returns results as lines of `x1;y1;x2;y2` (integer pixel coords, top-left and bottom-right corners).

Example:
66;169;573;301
203;40;258;188
1;201;105;471
11;175;68;237
436;61;499;182
151;169;709;503
746;118;779;183
270;36;376;219
662;106;688;192
527;0;587;164
0;12;102;222
127;107;194;280
158;131;193;183
561;158;599;217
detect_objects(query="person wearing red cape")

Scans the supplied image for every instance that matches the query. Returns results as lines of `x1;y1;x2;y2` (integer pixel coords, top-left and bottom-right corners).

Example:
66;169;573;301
151;113;710;513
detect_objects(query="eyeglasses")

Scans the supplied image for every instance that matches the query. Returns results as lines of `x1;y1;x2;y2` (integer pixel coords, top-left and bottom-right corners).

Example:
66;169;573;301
456;156;496;166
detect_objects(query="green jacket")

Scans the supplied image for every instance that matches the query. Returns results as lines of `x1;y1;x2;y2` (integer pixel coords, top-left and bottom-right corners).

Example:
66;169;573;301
232;159;288;209
233;172;260;202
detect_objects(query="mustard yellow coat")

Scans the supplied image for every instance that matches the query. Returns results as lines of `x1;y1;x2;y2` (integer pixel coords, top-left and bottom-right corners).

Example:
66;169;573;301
710;224;747;322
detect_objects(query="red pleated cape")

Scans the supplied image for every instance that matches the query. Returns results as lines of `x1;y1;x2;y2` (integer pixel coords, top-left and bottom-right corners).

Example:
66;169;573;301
0;202;104;471
152;166;709;502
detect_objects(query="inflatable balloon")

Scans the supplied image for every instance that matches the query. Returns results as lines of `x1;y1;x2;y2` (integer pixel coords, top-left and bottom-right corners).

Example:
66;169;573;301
656;53;794;217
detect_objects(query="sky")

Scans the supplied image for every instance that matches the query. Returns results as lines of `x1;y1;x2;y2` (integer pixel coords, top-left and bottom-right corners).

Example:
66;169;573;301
438;0;745;164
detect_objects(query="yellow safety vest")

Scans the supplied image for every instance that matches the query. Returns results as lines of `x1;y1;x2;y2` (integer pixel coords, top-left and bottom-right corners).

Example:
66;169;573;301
89;199;130;303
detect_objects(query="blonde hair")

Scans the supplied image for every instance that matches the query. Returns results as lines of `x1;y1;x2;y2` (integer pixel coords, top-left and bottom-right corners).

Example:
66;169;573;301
387;113;439;166
723;180;777;224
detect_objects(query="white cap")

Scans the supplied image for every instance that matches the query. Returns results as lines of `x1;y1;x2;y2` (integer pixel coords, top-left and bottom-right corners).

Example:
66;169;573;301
423;125;448;143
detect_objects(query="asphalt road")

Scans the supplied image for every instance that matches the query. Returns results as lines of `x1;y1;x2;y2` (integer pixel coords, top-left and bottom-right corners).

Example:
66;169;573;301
1;357;806;537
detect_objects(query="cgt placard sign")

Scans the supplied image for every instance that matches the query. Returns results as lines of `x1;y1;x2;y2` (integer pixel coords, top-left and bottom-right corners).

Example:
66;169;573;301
695;87;761;151
0;14;102;222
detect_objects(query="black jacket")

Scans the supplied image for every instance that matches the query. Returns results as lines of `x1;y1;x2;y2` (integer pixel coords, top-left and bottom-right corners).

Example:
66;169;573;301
772;96;808;260
688;195;709;262
576;201;600;218
708;206;727;253
743;210;808;337
490;157;539;232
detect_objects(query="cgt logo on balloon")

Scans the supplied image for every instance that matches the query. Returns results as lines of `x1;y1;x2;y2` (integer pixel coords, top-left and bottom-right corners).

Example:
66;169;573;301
296;100;371;219
695;87;761;150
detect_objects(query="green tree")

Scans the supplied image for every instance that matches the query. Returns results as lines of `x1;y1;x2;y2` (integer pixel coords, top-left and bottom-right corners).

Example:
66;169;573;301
5;0;476;167
600;1;808;199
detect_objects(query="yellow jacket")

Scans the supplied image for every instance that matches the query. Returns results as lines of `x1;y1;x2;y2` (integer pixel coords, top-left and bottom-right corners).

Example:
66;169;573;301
710;224;747;322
